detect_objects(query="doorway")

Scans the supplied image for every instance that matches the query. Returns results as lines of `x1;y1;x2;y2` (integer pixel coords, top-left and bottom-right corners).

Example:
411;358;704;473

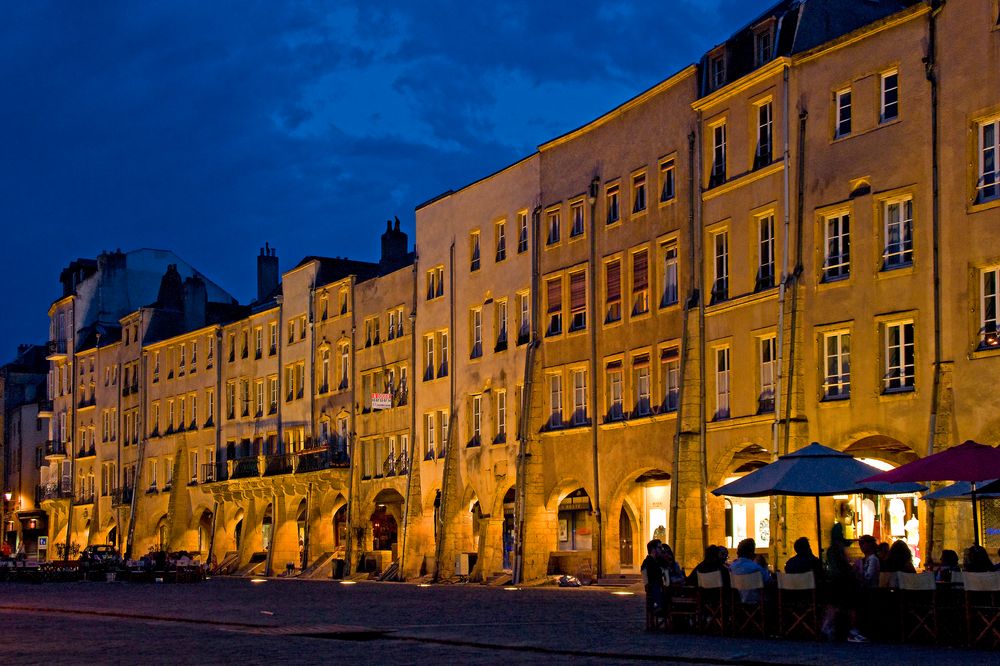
619;507;634;568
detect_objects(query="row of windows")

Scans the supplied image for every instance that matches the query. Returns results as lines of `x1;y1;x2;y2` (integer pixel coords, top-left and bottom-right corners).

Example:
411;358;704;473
318;288;350;321
153;336;215;382
150;389;215;435
466;212;531;274
363;307;406;347
359;433;409;479
834;69;900;140
360;364;409;411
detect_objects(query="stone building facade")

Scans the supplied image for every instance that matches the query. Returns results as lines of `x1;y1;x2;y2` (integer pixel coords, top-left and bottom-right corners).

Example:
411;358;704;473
18;0;1000;577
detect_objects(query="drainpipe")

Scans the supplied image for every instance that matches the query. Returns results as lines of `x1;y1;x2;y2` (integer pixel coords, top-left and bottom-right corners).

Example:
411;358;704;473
400;255;419;580
513;206;542;585
276;295;284;455
924;0;943;558
695;112;709;551
670;131;698;552
770;65;792;564
344;279;358;575
586;176;603;579
63;301;76;561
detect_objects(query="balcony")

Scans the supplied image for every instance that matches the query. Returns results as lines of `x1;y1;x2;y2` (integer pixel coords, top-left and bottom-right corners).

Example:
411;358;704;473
77;397;96;410
382;451;408;477
200;463;217;483
38;482;73;501
37;399;54;417
230;456;262;479
263;453;294;477
46;339;68;360
76;492;95;505
76;446;96;459
44;440;67;461
111;486;134;507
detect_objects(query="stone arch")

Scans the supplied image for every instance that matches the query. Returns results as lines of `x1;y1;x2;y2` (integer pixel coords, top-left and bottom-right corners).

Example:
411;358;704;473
545;478;590;513
604;468;671;572
840;433;920;467
709;442;771;488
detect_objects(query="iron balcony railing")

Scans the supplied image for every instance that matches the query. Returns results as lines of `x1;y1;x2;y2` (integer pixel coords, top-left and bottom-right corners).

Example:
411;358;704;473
111;486;134;507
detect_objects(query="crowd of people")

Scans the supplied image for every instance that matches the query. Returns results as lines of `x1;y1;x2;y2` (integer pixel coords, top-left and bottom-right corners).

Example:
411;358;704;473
642;525;1000;643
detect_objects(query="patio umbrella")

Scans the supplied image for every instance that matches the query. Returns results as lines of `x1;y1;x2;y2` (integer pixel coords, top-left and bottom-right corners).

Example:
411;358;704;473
922;479;1000;501
712;442;925;553
860;440;1000;545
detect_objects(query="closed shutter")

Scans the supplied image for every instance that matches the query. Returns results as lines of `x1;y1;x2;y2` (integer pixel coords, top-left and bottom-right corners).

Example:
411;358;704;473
661;347;679;361
547;278;562;313
606;261;621;303
633;250;648;292
570;272;586;313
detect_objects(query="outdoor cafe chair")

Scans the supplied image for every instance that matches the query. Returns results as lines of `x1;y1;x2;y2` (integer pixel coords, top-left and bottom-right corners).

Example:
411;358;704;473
777;571;818;640
730;571;766;638
696;570;726;635
878;571;898;588
896;572;937;644
665;584;699;633
963;571;1000;648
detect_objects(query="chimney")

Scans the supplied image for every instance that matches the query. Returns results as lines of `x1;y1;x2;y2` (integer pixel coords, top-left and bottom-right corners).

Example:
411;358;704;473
380;217;408;272
257;243;279;303
156;264;184;311
183;275;207;332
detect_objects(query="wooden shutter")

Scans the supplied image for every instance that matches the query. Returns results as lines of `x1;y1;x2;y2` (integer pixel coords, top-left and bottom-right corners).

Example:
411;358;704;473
547;278;562;313
570;272;586;313
606;261;621;303
633;250;648;292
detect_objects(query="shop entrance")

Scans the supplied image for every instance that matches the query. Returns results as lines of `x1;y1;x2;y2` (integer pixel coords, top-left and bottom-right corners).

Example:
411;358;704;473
636;470;672;546
721;444;770;548
557;488;593;552
261;504;274;552
619;507;634;567
370;505;397;551
502;488;515;570
333;505;347;549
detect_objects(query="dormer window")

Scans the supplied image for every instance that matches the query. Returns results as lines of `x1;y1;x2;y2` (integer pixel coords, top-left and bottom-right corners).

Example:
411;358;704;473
754;23;773;67
709;52;726;90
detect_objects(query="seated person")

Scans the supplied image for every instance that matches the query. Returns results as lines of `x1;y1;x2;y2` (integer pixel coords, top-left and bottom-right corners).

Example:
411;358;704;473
857;535;880;587
784;536;823;581
658;544;686;586
730;538;770;603
964;544;995;573
641;539;665;611
935;549;961;582
686;544;730;587
881;540;916;574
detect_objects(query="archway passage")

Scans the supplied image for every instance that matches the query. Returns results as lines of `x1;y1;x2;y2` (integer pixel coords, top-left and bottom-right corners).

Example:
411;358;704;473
370;506;398;551
262;504;274;552
296;500;307;568
197;510;213;556
333;505;347;549
502;488;515;570
634;469;672;546
720;445;770;549
619;507;634;568
557;488;593;552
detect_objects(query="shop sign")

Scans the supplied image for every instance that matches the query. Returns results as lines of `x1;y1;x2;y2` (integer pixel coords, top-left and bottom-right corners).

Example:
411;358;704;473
371;393;392;410
38;536;47;548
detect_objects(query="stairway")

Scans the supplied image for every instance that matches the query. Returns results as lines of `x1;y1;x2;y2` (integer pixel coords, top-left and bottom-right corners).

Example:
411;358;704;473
298;552;335;579
235;551;268;576
595;573;642;587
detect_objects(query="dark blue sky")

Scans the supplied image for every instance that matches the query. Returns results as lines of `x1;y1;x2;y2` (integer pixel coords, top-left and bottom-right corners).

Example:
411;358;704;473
1;0;773;357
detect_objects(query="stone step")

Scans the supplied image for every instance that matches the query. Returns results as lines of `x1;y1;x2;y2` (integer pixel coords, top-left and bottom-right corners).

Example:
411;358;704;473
595;574;642;587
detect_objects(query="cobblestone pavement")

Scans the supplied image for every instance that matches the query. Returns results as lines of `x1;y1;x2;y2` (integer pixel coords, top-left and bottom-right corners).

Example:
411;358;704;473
0;578;994;665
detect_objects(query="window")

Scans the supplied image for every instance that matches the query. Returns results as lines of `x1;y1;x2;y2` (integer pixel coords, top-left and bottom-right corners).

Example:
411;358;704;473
659;159;675;203
254;327;263;358
240;379;250;417
190;394;197;428
178;344;186;372
287;320;295;344
439;331;449;377
633;356;651;417
661;242;679;307
426;266;445;300
517;211;529;253
883;197;913;269
710;123;726;186
982;267;1000;348
517;292;530;344
496;390;507;443
225;382;235;419
153;351;160;382
365;317;378;347
546;210;560;245
284;365;295;402
469;395;482;446
835;88;852;138
470;308;483;358
320;294;329;320
495;300;508;351
880;70;898;123
758;336;776;413
470;231;481;271
252;379;263;417
711;231;729;304
632;172;646;214
754;101;772;169
206;388;215;425
424;413;436;458
387;310;397;341
754;27;772;66
189;451;199;483
495;221;506;262
606;362;623;421
339;344;349;388
440;410;449;455
977;118;999;203
606;185;620;224
710;53;726;89
883;321;915;392
548;374;563;428
570;201;585;237
191;340;198;369
572;369;587;425
822;213;850;281
715;347;730;420
569;271;587;332
424;335;435;381
268;322;277;355
661;347;680;413
299;316;307;340
823;331;851;399
757;214;775;290
268;377;278;414
605;260;622;323
546;277;562;336
632;250;649;315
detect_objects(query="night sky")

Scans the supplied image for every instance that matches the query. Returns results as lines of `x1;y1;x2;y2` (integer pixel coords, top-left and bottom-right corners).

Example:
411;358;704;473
1;0;773;357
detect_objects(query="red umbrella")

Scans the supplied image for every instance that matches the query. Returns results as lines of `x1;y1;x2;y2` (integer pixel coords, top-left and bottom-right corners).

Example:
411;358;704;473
860;440;1000;545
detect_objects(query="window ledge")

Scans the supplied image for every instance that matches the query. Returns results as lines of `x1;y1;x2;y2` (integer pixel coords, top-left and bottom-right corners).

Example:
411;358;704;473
705;412;774;432
968;197;1000;215
969;344;1000;360
877;263;915;279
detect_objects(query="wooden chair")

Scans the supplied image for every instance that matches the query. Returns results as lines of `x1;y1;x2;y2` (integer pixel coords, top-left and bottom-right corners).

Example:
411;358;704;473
878;571;898;588
777;571;818;639
964;571;1000;648
665;584;699;633
730;571;766;637
897;572;937;643
696;570;726;635
644;584;667;631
